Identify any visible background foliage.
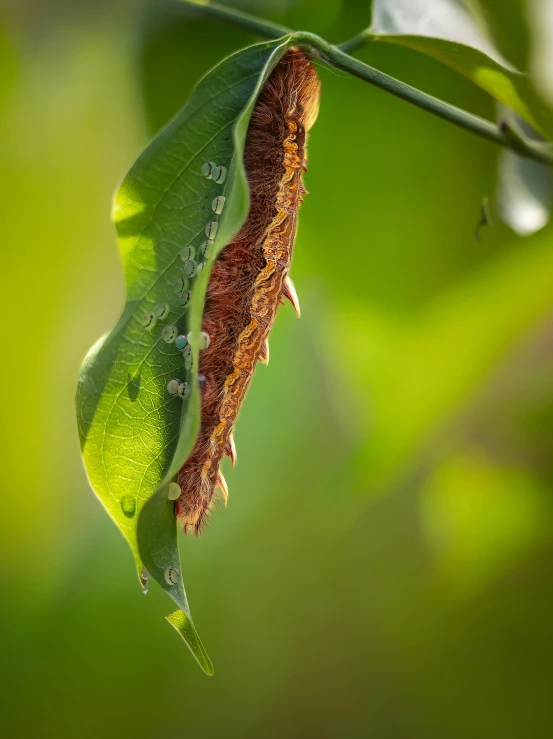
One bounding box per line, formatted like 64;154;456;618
2;0;553;736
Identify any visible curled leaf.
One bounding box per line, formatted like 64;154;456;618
76;35;306;672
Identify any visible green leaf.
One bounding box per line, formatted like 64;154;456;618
138;482;215;675
371;0;511;66
76;35;301;673
496;110;552;236
367;0;553;139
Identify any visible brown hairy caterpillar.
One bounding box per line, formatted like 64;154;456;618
175;48;321;533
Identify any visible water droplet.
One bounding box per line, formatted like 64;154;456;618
201;161;216;178
183;260;197;277
162;324;178;343
168;482;181;500
200;240;214;258
174;277;187;293
175;334;188;351
212;165;227;184
212;196;225;214
141;566;150;593
180;245;196;261
120;495;136;518
205;222;218;239
141;312;156;331
189;330;210;349
177;382;190;399
178;290;191;307
154;303;170;320
167;378;180;396
164;565;180;585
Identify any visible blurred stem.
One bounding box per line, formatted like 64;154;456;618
337;32;371;54
176;0;291;39
176;2;553;166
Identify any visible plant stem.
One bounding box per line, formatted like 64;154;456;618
176;0;291;40
175;2;553;166
296;33;553;165
337;32;370;54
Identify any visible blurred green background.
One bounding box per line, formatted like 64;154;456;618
2;0;553;736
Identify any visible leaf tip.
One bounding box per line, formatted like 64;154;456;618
166;609;214;676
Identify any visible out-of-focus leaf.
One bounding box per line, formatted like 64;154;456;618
75;36;301;672
528;0;553;108
320;224;553;529
497;110;552;235
0;24;17;115
367;0;553;139
420;451;550;600
371;0;511;66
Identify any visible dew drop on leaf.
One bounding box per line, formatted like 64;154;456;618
154;303;170;320
168;482;181;500
162;325;178;343
212;196;225;214
178;290;191;307
212;165;227;184
205;222;218;239
167;378;180;396
164;566;180;585
183;260;197;277
175;334;188;351
141;312;156;331
174;277;187;293
180;245;196;261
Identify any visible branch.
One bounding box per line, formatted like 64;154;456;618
176;0;291;40
175;3;553;166
296;33;553;166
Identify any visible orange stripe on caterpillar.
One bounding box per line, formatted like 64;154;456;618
176;48;320;534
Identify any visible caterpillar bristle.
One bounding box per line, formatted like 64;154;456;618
225;434;237;468
176;48;320;532
216;471;229;507
258;338;270;365
282;275;301;317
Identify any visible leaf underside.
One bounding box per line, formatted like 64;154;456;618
368;0;553;140
496;110;552;236
76;34;303;674
367;0;552;235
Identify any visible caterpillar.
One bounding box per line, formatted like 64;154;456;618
175;48;321;534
